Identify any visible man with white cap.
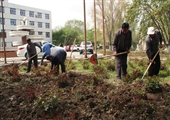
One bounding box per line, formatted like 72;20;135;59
145;27;162;76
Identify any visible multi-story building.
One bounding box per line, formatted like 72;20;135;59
0;0;52;47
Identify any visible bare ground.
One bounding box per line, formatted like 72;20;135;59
0;64;170;120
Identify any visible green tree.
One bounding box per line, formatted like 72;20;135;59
86;28;94;43
91;0;133;49
52;19;85;46
126;0;170;51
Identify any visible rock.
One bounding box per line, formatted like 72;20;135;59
146;93;160;100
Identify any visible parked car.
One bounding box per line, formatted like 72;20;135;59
64;45;71;51
79;41;93;54
17;41;64;59
76;44;80;51
70;44;78;51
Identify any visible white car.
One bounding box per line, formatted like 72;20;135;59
17;41;64;59
79;41;93;54
70;44;79;51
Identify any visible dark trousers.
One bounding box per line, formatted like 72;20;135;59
148;53;160;76
40;54;47;65
55;62;66;75
115;54;128;79
27;55;38;72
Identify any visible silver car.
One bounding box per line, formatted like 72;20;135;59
79;41;93;54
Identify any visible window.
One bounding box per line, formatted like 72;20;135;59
37;12;42;18
29;31;35;35
46;32;50;38
45;14;49;19
0;6;4;13
10;19;16;26
38;31;43;35
45;23;50;28
20;9;25;16
10;8;16;15
29;21;34;26
29;11;34;17
0;18;5;24
38;22;42;28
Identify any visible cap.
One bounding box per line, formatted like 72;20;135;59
147;27;155;35
26;38;31;42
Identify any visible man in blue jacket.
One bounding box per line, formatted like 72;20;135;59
46;48;67;75
40;42;53;65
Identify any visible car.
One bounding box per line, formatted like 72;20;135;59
64;45;71;51
70;44;80;51
79;41;93;54
16;41;64;59
76;44;80;51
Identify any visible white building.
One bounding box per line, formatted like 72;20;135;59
0;0;52;47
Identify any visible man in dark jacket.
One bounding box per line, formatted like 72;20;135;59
145;27;162;76
112;22;132;80
46;48;67;75
26;38;42;73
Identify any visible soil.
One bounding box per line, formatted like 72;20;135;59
0;64;170;120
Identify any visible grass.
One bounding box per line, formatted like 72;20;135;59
17;50;170;85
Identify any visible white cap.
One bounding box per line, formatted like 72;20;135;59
147;27;155;35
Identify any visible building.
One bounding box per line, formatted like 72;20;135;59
0;0;52;47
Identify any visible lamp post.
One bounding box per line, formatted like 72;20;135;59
83;0;87;58
102;0;106;55
1;0;6;64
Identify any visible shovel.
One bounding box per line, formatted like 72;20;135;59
141;49;160;80
17;52;41;67
90;51;128;64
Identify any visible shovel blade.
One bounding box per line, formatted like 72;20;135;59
90;54;98;64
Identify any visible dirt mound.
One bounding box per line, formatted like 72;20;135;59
0;68;170;120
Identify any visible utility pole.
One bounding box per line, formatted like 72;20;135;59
94;0;97;54
1;0;6;64
102;0;106;55
83;0;87;58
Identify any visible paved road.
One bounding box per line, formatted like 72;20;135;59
0;51;103;66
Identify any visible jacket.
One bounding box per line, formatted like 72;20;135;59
42;43;53;55
145;34;160;59
50;48;67;69
112;28;132;53
27;42;42;57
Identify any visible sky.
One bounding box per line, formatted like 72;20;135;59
8;0;94;29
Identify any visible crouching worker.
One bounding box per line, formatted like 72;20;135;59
46;48;67;75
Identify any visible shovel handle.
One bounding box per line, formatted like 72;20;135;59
141;49;160;80
113;51;128;56
18;52;41;66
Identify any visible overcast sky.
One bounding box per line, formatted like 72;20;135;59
8;0;93;29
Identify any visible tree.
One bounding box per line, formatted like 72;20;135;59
91;0;132;49
86;28;94;43
126;0;170;51
52;19;85;45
